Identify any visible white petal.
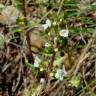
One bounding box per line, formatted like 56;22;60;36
33;54;41;68
55;69;67;80
42;19;51;30
45;43;50;47
42;24;49;30
59;29;69;37
46;19;51;27
40;78;46;84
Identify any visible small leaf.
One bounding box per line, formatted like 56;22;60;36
69;76;81;88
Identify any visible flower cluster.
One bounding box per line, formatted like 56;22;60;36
55;68;67;81
42;19;51;30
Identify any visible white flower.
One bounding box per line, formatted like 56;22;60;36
46;19;51;27
59;29;69;37
42;24;48;30
60;18;63;22
33;54;41;68
55;69;67;81
40;68;44;72
40;78;46;84
45;43;50;47
42;19;51;30
50;73;54;77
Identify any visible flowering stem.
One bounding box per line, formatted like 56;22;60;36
22;0;34;64
22;0;27;25
47;52;56;90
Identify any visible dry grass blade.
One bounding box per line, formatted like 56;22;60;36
69;31;96;77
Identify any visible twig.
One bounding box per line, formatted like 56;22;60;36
22;0;27;25
48;80;60;92
95;59;96;79
57;0;64;15
79;31;86;44
75;80;96;96
66;43;73;67
49;52;56;72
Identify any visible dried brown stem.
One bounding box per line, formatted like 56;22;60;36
22;0;27;25
48;52;56;72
